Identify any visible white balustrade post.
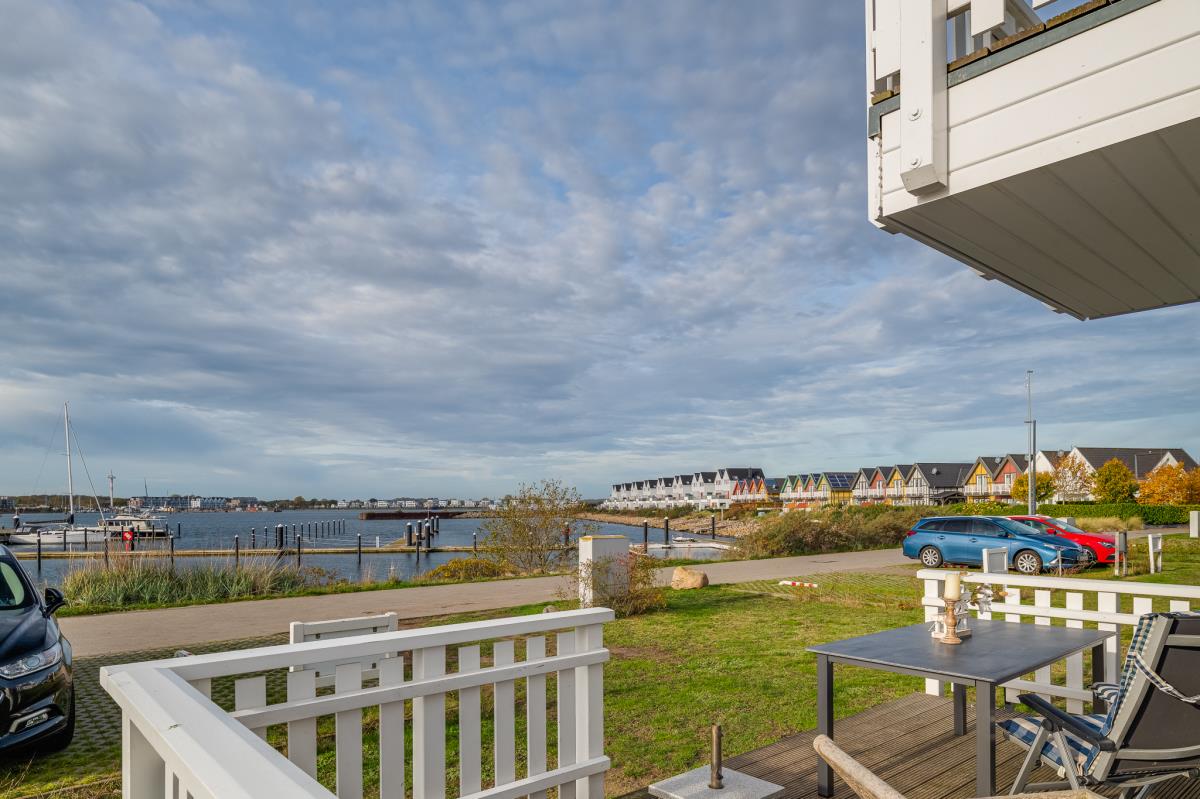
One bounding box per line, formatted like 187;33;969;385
575;624;605;799
123;715;166;799
413;646;446;799
923;578;944;695
1190;510;1199;538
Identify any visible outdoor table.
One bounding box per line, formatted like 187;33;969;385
807;618;1113;798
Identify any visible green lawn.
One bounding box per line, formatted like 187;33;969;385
0;577;927;799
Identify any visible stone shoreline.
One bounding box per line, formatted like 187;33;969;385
576;512;760;538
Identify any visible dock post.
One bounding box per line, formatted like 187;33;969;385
83;527;88;551
234;535;240;568
643;521;649;553
357;534;362;567
177;522;182;539
169;535;175;571
297;535;302;567
36;532;42;574
251;528;256;549
473;531;478;554
103;537;109;568
292;524;297;544
663;517;670;546
63;525;68;551
425;523;433;551
711;515;716;539
563;523;570;547
406;523;413;547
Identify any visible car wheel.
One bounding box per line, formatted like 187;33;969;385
919;546;943;568
39;690;75;754
1014;550;1043;575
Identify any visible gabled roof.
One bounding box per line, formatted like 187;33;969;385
973;455;1008;480
910;463;974;489
1000;454;1029;473
870;466;890;482
853;468;875;486
694;471;717;481
765;477;786;491
819;472;857;490
888;465;914;481
1073;447;1197;479
676;474;694;485
722;467;765;480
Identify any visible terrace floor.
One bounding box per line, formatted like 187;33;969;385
624;692;1200;799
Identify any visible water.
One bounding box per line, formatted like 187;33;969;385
9;510;732;586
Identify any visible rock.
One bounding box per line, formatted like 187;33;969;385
670;566;709;590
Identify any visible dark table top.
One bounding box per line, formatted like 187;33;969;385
807;618;1113;684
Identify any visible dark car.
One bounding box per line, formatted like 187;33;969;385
902;515;1089;574
0;545;73;755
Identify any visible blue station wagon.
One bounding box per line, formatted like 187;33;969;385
902;516;1090;575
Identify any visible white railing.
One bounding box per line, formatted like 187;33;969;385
102;608;614;799
919;569;1200;711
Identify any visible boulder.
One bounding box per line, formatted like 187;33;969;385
670;566;709;590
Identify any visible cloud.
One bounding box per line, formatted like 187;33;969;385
0;0;1196;499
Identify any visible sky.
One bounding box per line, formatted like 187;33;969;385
1;0;1197;501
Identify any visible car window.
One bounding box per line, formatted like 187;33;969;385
1052;519;1086;534
1018;518;1047;531
918;520;944;531
969;518;999;535
0;562;29;608
940;518;970;533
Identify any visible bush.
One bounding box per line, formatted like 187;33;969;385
568;553;665;618
418;557;508;583
737;506;922;559
62;554;317;610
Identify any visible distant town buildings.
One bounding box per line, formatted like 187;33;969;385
604;446;1197;510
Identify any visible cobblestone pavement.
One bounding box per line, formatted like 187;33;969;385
1;634;288;799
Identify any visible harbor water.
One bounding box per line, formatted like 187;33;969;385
10;510;733;586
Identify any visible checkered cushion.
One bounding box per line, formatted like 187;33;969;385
1092;681;1120;706
998;713;1108;771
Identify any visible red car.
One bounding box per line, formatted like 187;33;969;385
1008;515;1117;564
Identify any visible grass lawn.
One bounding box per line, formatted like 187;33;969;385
0;574;927;799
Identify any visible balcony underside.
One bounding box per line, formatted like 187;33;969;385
871;0;1200;320
887;117;1200;320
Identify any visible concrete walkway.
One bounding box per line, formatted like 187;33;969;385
59;548;909;657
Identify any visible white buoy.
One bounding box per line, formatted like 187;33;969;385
778;580;819;588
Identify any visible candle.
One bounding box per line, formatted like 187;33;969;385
944;572;962;601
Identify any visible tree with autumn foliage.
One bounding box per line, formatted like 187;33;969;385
1094;458;1139;504
1052;455;1094;502
1139;463;1200;505
1011;471;1056;504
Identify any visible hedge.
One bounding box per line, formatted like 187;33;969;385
934;502;1200;525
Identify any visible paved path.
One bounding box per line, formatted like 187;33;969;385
60;548;909;657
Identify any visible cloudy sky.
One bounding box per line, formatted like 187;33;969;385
1;0;1197;500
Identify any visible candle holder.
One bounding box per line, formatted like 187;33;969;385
939;596;963;644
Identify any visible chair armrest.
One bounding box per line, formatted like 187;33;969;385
1018;694;1117;752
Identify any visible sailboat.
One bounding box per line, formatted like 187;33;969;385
6;404;144;545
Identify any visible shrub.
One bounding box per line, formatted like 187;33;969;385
481;480;595;574
737;506;921;559
568;553;665;618
1073;516;1133;533
418;557;508;583
1094;459;1139;503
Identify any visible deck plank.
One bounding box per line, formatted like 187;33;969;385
625;693;1200;799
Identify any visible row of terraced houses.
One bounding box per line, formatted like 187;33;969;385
603;447;1196;510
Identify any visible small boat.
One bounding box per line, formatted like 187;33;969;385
672;535;697;543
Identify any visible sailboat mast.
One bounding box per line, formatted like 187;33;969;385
108;471;116;511
65;402;75;518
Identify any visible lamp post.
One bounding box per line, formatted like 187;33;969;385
1025;370;1037;515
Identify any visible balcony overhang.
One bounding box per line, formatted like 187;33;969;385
867;0;1200;319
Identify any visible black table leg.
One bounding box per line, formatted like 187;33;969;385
975;680;996;797
817;654;833;798
953;683;967;736
1092;642;1107;714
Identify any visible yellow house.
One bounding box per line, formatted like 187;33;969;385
885;465;913;504
963;457;998;503
816;472;856;505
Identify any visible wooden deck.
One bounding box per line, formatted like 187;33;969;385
624;693;1200;799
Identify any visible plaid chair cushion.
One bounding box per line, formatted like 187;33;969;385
998;713;1108;771
1091;681;1120;705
